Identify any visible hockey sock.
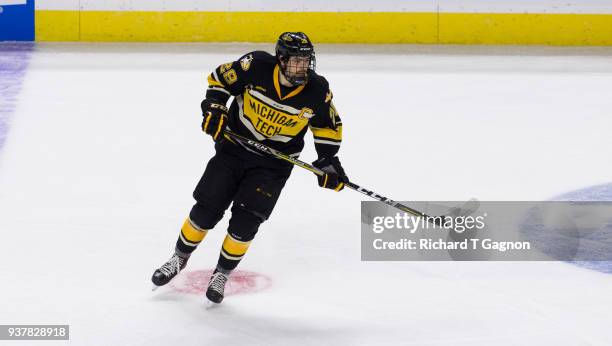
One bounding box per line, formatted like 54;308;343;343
175;217;208;257
216;233;252;271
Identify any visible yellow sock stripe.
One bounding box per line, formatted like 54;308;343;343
222;234;251;257
220;249;244;261
322;174;329;188
220;249;245;260
179;232;199;247
181;218;208;243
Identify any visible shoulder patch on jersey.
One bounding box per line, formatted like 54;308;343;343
240;54;253;71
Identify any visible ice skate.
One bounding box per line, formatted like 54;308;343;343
205;269;229;304
151;253;188;290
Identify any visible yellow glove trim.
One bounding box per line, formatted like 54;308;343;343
334;182;344;192
213;116;225;140
203;111;212;132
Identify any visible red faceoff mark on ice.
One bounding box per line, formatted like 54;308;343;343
170;270;272;296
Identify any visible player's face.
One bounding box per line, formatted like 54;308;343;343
284;56;310;82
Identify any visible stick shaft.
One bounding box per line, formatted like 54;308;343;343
223;129;441;221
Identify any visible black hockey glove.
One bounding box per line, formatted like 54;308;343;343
312;156;348;192
201;99;228;142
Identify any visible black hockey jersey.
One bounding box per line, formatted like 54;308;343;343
205;51;342;167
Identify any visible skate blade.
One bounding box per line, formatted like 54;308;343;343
205;299;220;310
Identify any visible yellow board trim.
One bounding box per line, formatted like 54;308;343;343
35;11;437;43
439;13;612;46
35;10;612;46
181;218;208;243
36;10;80;41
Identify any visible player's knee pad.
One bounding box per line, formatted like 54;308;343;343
189;202;224;230
227;206;265;242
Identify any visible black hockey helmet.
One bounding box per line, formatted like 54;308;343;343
275;32;316;85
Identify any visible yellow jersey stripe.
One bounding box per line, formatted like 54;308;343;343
272;64;306;101
207;73;225;88
310;125;342;141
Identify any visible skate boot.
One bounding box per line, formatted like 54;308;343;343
205;269;230;304
151;253;188;289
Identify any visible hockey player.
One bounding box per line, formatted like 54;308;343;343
152;32;347;304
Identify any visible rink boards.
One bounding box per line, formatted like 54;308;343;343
28;0;612;45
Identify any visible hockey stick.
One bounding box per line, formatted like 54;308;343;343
223;129;471;226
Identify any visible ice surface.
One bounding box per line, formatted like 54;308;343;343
0;43;611;345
